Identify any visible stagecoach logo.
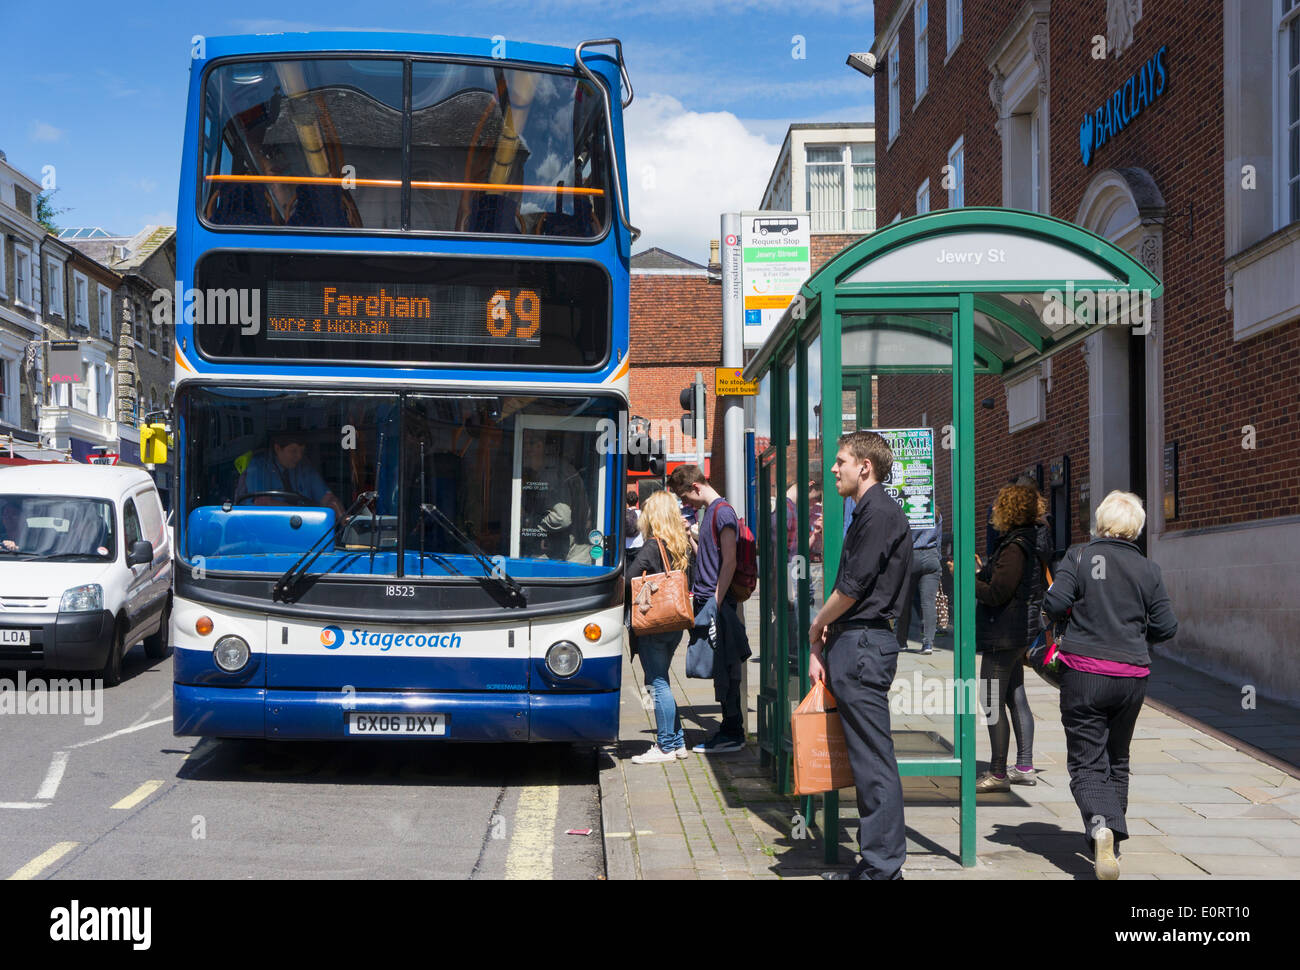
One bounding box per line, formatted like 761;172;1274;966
317;625;462;652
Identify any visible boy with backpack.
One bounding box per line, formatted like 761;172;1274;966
668;465;755;752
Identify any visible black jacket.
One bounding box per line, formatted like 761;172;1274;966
975;527;1045;652
626;537;695;592
1043;538;1178;665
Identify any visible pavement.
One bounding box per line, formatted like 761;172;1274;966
598;596;1300;880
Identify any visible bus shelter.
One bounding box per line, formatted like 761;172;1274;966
741;208;1162;867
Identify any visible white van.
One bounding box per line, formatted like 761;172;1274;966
0;465;172;686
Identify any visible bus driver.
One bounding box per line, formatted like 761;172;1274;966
235;432;347;519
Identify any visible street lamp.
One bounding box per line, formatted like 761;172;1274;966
846;52;877;77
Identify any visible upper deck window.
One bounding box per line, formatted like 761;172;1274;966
201;57;611;238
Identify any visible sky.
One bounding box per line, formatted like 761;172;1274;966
4;0;875;266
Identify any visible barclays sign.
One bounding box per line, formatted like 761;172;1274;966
1080;45;1167;166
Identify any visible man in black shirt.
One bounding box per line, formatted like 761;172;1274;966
809;430;912;880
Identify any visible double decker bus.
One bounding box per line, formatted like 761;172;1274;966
169;33;637;742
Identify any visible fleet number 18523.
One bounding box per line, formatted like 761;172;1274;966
386;585;415;597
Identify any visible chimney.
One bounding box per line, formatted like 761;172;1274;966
708;238;721;274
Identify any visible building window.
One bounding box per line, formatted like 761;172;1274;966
807;144;877;233
73;272;89;330
47;259;64;317
96;363;111;418
851;144;877;231
888;38;901;141
947;137;965;207
1282;0;1300;224
13;245;33;306
915;1;929;103
134;299;144;345
135;381;144;426
0;357;14;425
916;179;931;214
807;147;846;231
947;0;963;55
148;318;158;354
97;286;112;340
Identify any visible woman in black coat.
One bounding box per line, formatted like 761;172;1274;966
1044;490;1177;880
974;483;1047;793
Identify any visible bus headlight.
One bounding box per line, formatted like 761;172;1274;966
545;640;583;678
214;635;250;672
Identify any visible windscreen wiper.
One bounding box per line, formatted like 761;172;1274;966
420;502;525;604
273;491;376;602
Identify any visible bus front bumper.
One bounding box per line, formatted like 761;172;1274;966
173;683;619;743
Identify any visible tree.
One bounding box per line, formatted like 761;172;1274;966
36;189;69;234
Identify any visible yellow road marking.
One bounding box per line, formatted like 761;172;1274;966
7;841;78;880
111;780;164;810
504;780;560;880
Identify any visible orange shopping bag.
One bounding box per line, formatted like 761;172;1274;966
791;681;855;795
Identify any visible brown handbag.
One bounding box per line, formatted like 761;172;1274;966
630;538;695;635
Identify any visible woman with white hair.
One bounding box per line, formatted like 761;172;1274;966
1043;490;1178;880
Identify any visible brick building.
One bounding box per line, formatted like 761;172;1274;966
628;247;726;492
867;0;1300;697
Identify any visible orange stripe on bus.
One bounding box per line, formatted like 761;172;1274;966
204;174;604;196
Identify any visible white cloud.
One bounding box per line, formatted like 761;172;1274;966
626;93;779;264
29;121;65;143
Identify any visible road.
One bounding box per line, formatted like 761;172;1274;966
1;645;605;880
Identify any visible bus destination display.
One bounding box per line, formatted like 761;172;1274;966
266;281;543;347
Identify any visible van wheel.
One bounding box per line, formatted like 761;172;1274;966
100;621;126;688
144;597;172;660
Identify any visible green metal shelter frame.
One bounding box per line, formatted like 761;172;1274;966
741;208;1162;867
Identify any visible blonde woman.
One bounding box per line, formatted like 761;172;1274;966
627;489;696;764
1043;490;1177;880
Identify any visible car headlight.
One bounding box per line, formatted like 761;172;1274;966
59;584;103;613
545;640;583;678
213;635;251;673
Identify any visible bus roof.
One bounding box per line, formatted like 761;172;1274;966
197;32;600;71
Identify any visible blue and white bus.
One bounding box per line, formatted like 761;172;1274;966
169;33;637;742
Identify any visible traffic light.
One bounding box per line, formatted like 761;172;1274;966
679;378;706;438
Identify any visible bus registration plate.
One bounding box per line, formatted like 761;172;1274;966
347;713;446;737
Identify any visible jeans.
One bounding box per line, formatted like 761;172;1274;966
980;647;1035;775
638;630;685;751
694;595;744;738
896;547;941;650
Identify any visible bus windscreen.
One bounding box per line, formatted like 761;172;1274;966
193;252;609;368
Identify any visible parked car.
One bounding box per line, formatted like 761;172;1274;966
0;465;172;686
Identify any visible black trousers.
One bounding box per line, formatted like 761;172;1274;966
1059;665;1148;844
826;626;906;879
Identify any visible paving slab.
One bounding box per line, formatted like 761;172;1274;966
602;590;1300;879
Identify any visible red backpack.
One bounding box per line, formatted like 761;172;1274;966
710;501;758;602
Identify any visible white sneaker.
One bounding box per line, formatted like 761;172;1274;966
631;744;677;764
1093;827;1120;880
674;746;690;760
